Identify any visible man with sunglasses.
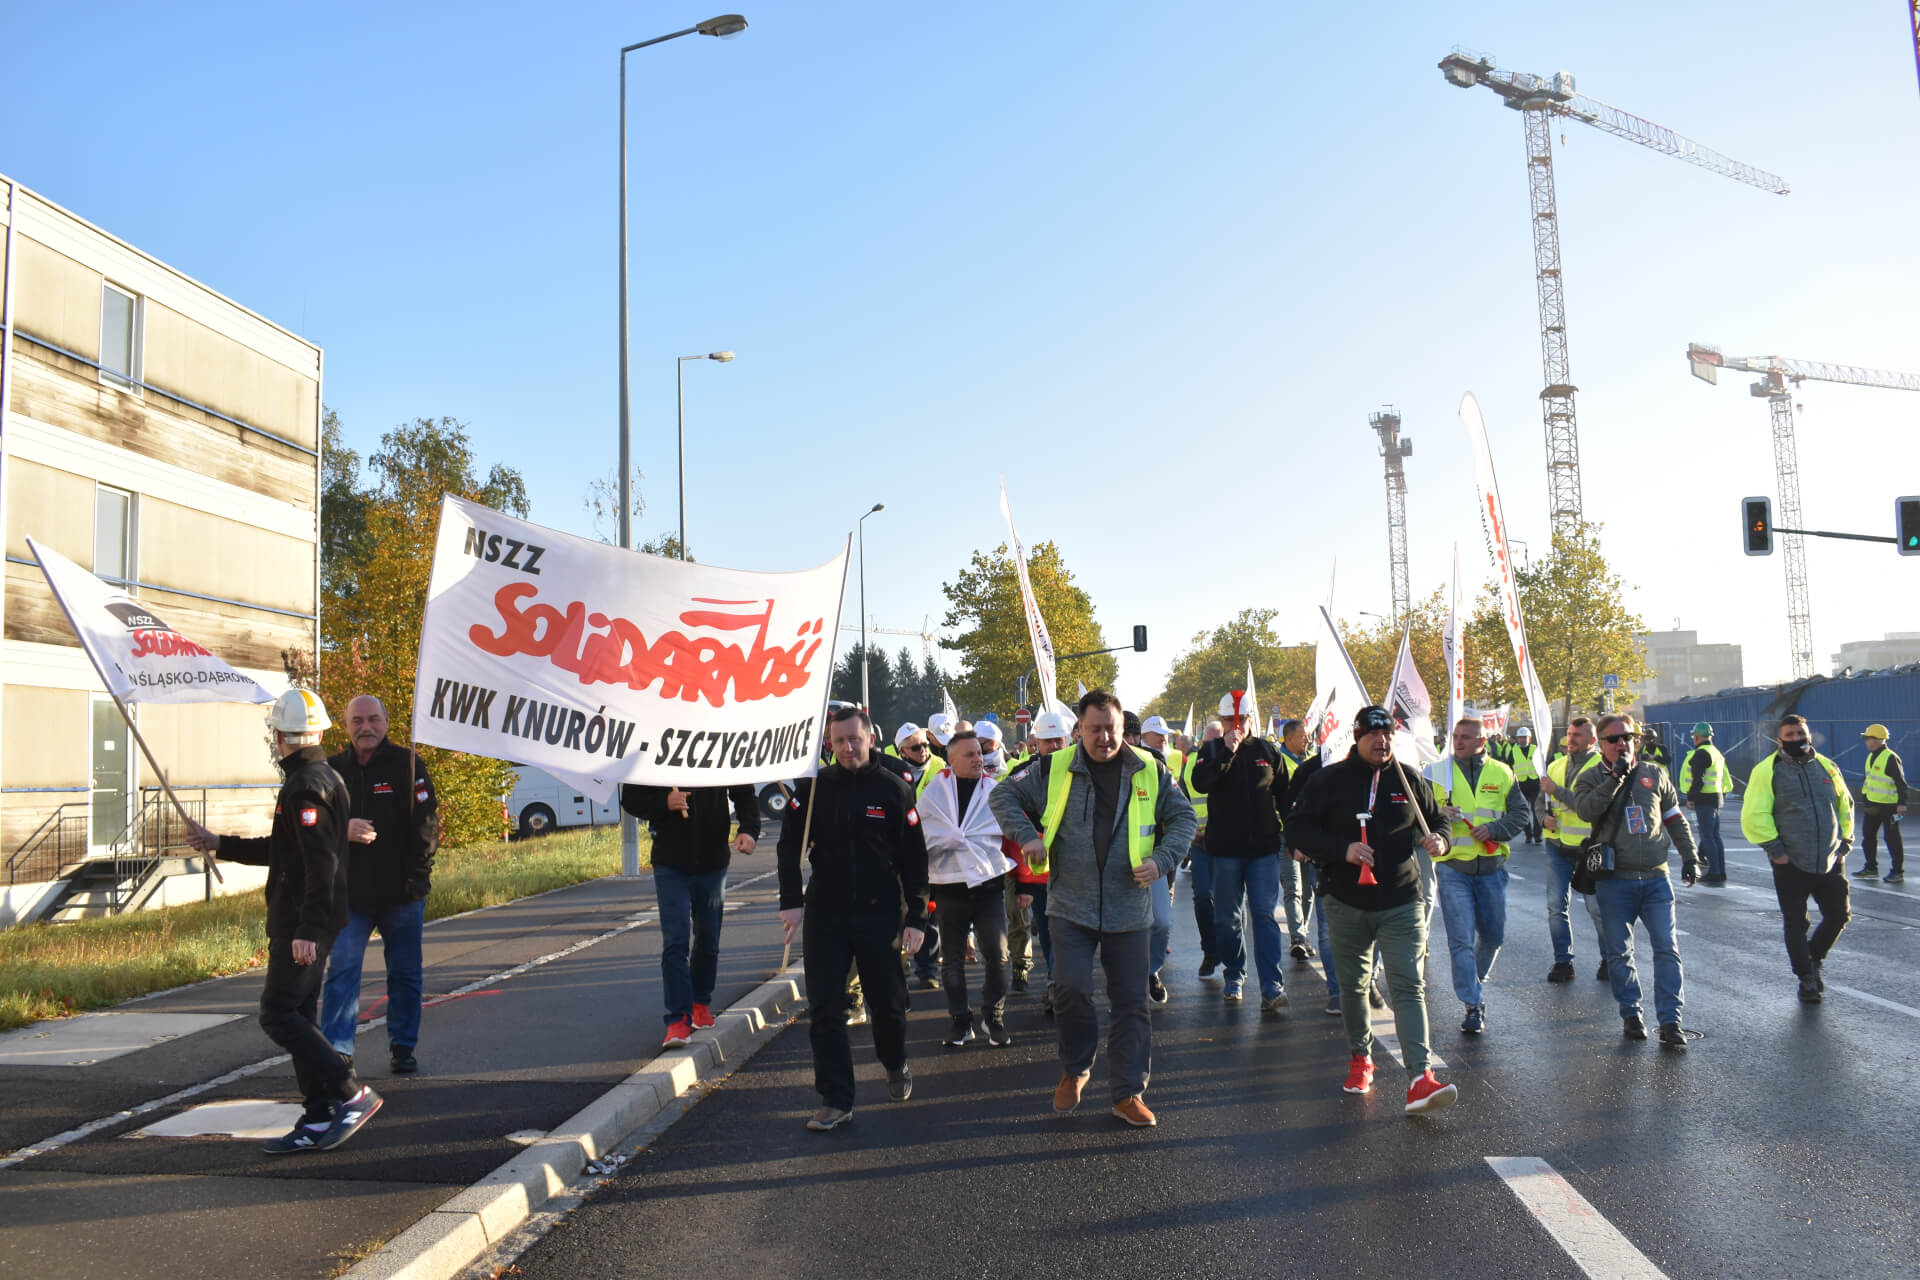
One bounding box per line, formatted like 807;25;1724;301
1573;714;1699;1050
1741;714;1854;1003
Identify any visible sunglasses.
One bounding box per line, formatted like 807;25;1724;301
1599;733;1634;744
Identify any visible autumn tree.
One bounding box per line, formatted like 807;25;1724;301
1145;608;1314;727
1463;521;1652;735
940;542;1115;717
320;415;528;847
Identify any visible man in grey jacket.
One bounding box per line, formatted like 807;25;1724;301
990;690;1196;1128
1573;713;1700;1051
1740;714;1854;1002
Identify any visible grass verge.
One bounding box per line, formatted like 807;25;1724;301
0;825;641;1031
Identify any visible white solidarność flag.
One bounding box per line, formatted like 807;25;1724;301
28;537;274;705
1313;606;1372;766
941;686;959;724
1244;661;1262;738
412;496;849;796
1442;542;1466;735
1184;703;1195;738
1387;626;1443;768
1461;393;1554;774
999;477;1066;716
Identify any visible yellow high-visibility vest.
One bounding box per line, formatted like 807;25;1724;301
1678;744;1731;796
1034;745;1160;874
1863;748;1902;805
1430;756;1515;862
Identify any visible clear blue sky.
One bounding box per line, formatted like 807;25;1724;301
8;1;1917;710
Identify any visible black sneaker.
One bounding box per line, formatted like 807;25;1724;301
1700;874;1727;885
1658;1022;1688;1051
942;1018;975;1048
1886;871;1906;884
1041;985;1055;1017
1290;942;1314;961
1010;973;1030;993
1814;960;1826;992
1623;1014;1649;1040
1198;954;1219;978
1461;1004;1485;1034
887;1065;913;1102
1595;959;1610;981
1798;973;1822;1003
390;1048;418;1075
313;1086;382;1151
262;1121;329;1154
1147;973;1170;1005
915;975;940;990
1546;962;1575;983
983;1017;1010;1047
1852;866;1879;878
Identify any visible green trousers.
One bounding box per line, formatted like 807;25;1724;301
1322;894;1433;1075
1005;876;1033;977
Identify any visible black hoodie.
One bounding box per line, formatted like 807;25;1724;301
1285;747;1444;911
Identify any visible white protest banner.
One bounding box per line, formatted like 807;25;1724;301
27;537;274;706
1461;392;1554;772
941;685;959;724
999;477;1066;716
1244;661;1262;738
1387;626;1443;767
412;496;848;794
1442;542;1466;734
1183;703;1195;738
1313;606;1372;765
1465;702;1511;737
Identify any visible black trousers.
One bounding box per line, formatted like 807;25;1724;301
803;908;910;1110
1861;804;1905;871
1769;862;1851;977
258;933;358;1118
1520;780;1543;842
933;877;1009;1025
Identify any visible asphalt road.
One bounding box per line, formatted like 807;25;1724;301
506;833;1920;1280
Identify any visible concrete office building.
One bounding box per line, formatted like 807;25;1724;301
1831;632;1920;675
1636;629;1745;705
1;174;320;922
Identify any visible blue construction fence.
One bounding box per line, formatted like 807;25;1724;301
1644;664;1920;799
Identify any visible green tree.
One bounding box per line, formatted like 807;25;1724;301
321;416;528;848
939;542;1115;717
1463;522;1652;737
1145;608;1314;727
320;410;371;601
584;469;689;561
831;643;899;727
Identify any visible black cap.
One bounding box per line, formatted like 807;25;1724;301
1123;710;1143;735
1354;705;1394;734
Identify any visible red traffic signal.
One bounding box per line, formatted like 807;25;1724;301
1742;496;1773;556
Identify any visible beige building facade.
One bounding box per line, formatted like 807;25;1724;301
1;174;320;920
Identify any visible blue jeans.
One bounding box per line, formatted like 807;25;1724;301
1150;872;1173;976
1595;875;1684;1026
1435;863;1508;1007
1211;852;1285;997
1188;846;1217;959
1546;844;1606;966
320;898;426;1055
1312;862;1338;998
654;866;727;1025
1695;800;1726;878
1022;882;1053;976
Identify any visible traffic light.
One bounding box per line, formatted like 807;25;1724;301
1742;496;1773;556
1899;496;1920;557
1132;624;1148;652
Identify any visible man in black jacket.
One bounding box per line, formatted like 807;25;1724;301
1287;706;1458;1115
319;696;438;1076
778;706;929;1131
622;778;759;1049
1191;690;1292;1010
186;689;381;1152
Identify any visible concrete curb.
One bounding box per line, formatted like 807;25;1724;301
344;967;805;1280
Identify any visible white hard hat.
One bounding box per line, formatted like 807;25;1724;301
893;721;922;746
1513;725;1533;740
268;688;331;733
976;720;1003;744
1141;715;1173;737
1031;709;1073;739
1218;691;1254;719
927;712;951;733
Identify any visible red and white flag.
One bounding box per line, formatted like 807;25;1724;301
1387;626;1443;767
1312;606;1372;765
998;477;1067;717
1442;542;1466;735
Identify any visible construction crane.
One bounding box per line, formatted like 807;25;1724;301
1370;407;1413;626
837;617;940;666
1687;344;1920;679
1439;48;1789;540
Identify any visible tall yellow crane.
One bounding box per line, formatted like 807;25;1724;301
1687;345;1920;678
1439;49;1789;539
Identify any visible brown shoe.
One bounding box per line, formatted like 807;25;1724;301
1052;1073;1088;1114
1112;1095;1157;1127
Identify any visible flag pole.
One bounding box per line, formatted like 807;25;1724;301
110;692;223;883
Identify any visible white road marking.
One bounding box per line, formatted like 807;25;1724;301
1486;1155;1669;1279
1672;929;1920;1021
0;1012;241;1068
133;1098;303;1140
0;869;779;1171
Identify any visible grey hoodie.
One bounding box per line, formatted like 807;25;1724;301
1573;756;1698;880
988;745;1195;932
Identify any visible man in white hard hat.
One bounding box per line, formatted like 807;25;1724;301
186;689;381;1153
926;713;954;761
892;723;936;783
976;719;1010;779
1191;690;1292;1011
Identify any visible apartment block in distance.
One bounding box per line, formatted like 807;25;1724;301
1635;628;1745;706
1;173;319;923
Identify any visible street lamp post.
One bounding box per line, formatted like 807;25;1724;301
617;13;746;878
677;350;735;558
857;503;884;710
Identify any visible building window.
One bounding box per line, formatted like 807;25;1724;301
94;485;135;585
100;282;143;391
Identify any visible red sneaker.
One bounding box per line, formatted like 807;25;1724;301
662;1019;692;1048
690;1003;715;1030
1404;1069;1458;1115
1341;1054;1375;1095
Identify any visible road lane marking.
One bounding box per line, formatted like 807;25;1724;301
0;874;775;1171
1485;1156;1669;1279
1671;929;1920;1021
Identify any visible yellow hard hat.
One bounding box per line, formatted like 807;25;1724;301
1862;723;1890;740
